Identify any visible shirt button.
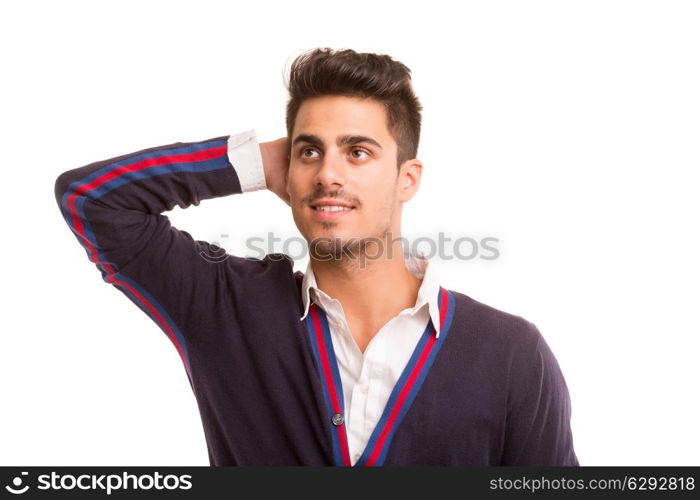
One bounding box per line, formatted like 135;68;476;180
354;453;360;462
331;413;344;426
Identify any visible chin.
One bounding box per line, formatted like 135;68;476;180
305;230;358;257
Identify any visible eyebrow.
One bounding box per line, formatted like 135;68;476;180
292;134;383;150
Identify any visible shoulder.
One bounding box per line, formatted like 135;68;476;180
211;251;298;299
447;289;571;403
446;288;543;355
218;251;295;277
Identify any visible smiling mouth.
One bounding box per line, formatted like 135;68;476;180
312;205;354;212
309;205;356;219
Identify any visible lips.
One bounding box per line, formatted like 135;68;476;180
310;199;356;209
312;205;354;212
309;204;355;220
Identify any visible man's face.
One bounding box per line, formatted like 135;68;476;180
287;95;414;260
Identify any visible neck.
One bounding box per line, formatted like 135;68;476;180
310;235;422;332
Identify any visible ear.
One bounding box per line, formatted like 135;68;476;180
397;159;422;202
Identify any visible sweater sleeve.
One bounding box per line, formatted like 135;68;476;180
501;323;579;466
53;129;267;376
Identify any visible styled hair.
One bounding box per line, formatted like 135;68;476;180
285;47;423;168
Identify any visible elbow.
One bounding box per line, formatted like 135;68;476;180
54;171;73;209
54;166;88;210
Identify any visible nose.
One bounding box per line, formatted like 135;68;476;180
313;149;347;190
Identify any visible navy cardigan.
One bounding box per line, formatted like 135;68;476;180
54;134;579;466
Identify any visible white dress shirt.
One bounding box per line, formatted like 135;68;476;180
227;129;443;465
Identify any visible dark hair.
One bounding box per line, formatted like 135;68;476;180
285;47;422;168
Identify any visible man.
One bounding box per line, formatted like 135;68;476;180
54;47;578;466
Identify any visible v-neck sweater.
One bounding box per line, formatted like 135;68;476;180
54;132;579;466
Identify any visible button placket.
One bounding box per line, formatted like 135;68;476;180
346;345;374;463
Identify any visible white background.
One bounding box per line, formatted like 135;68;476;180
1;0;698;466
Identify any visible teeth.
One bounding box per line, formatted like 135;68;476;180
315;205;352;212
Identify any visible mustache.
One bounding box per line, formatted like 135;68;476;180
307;191;360;207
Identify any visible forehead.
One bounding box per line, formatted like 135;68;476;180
293;95;393;147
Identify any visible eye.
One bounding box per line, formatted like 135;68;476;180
301;147;320;158
350;148;370;159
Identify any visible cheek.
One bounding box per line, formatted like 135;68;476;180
362;186;398;217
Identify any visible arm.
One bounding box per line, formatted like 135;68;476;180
501;323;579;466
53;130;288;376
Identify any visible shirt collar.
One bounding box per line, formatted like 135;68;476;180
299;252;444;338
